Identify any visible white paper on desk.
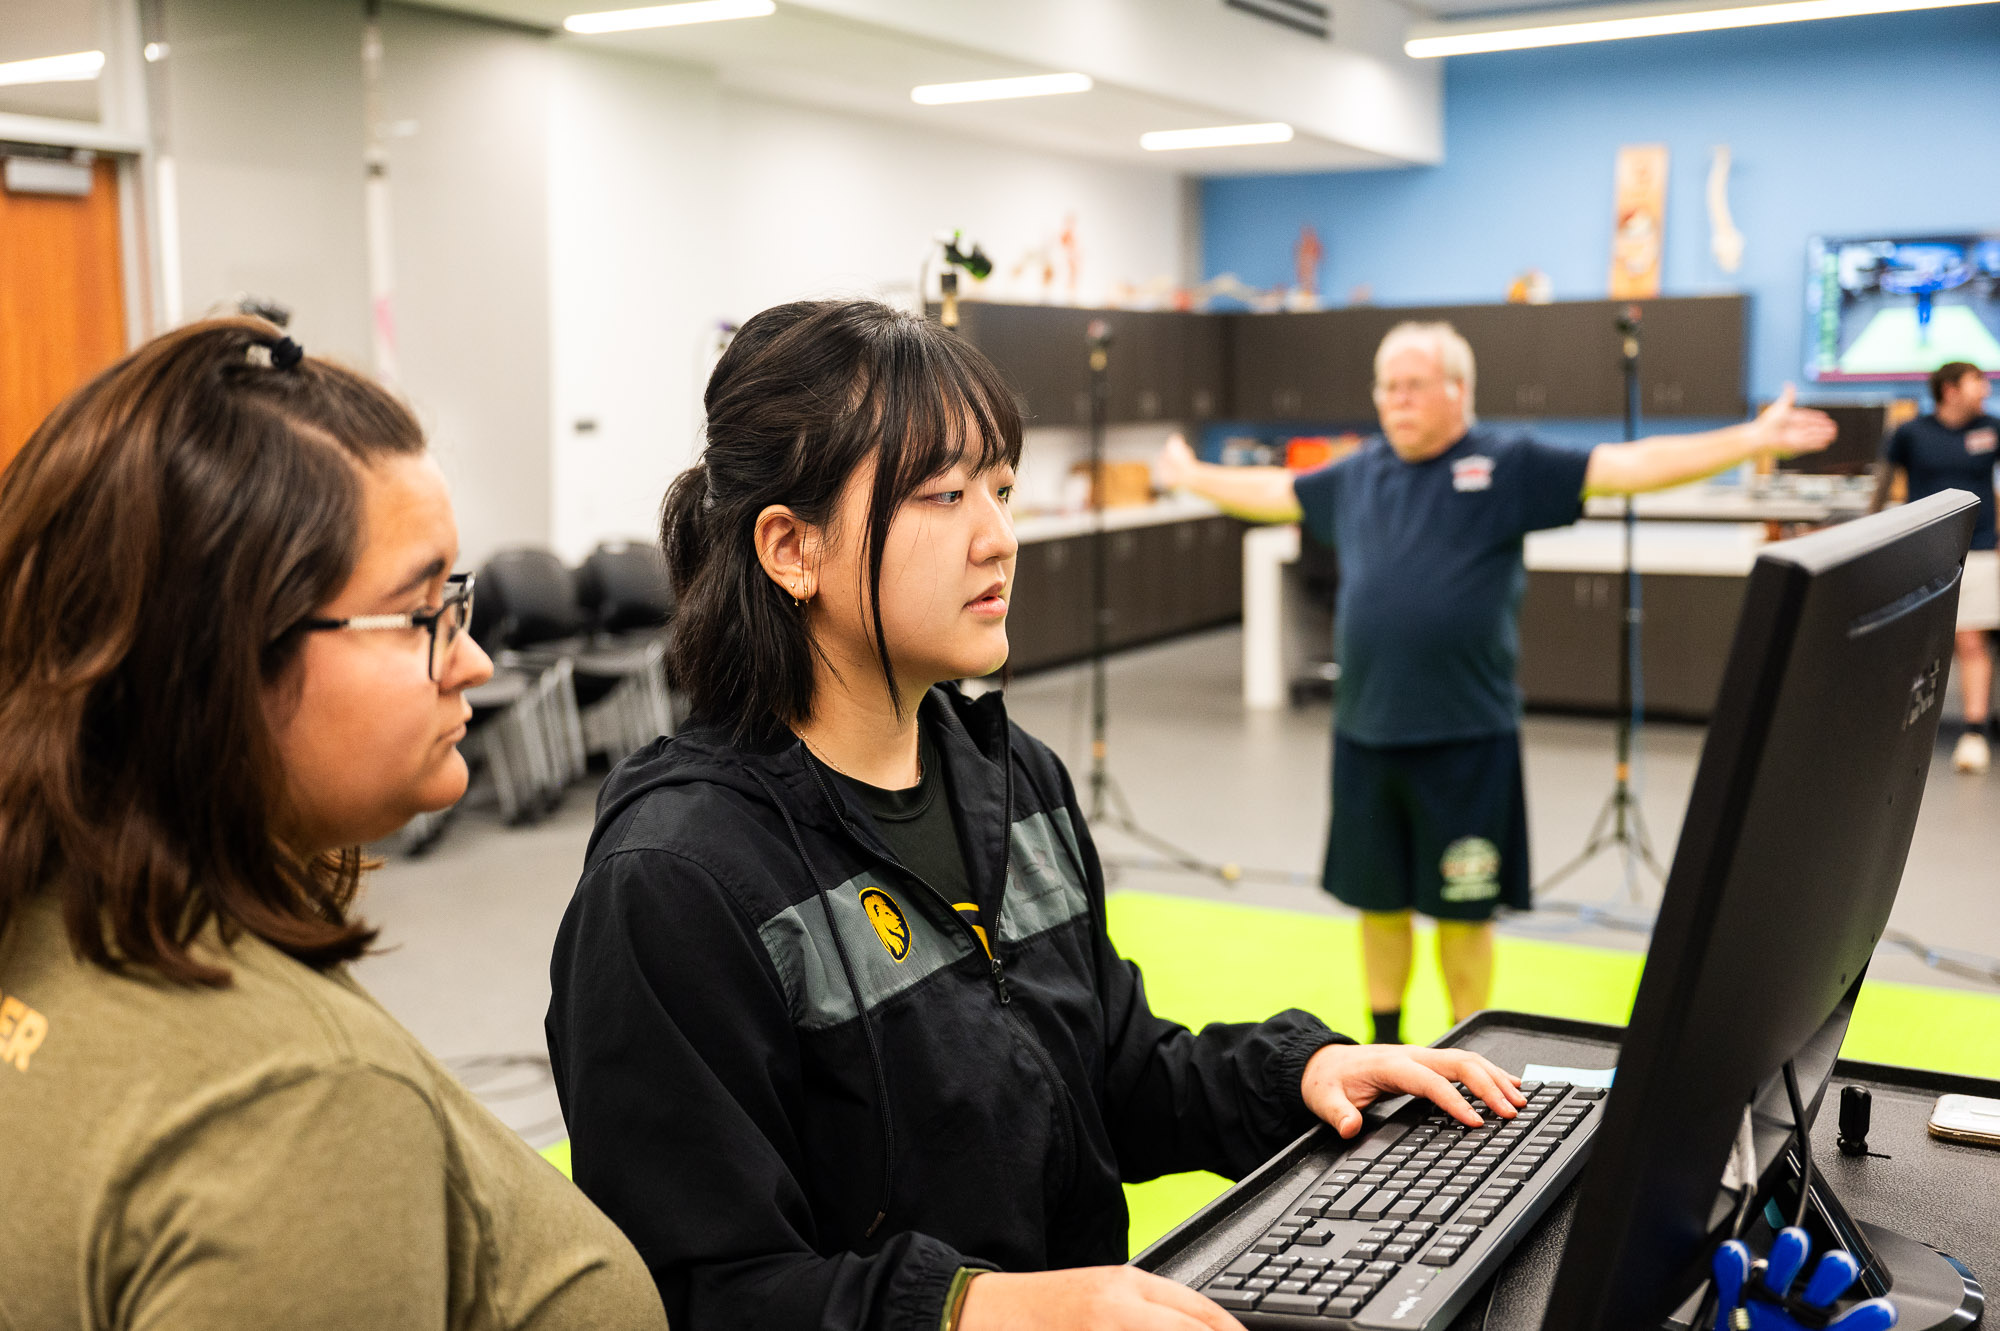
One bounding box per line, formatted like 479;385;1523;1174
1523;1064;1616;1089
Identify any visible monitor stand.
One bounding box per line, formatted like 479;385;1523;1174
1748;1151;1984;1331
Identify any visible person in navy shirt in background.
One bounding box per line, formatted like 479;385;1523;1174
1158;322;1834;1044
1874;360;1999;774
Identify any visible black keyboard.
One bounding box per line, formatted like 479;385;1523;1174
1194;1080;1606;1328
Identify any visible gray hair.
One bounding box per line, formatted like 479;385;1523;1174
1375;321;1477;424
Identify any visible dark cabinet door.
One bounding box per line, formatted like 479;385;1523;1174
1106;525;1183;646
1229;312;1321;420
1196;516;1245;623
959;303;1094;428
1631;296;1747;418
1317;306;1403;421
1178;313;1228;421
1006;535;1091;671
1106;311;1176;424
1519;568;1745;718
1637;573;1746;716
1524;301;1626;418
1162;518;1204;631
1518;570;1621;710
1439;304;1541;420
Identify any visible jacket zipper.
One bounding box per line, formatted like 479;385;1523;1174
802;750;1077;1180
801;756;1011;1003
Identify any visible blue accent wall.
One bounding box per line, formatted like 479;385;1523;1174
1199;7;2000;409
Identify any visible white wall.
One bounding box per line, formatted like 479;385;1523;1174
162;0;372;363
714;91;1190;317
380;4;553;565
547;46;724;560
163;9;1196;561
544;76;1192;554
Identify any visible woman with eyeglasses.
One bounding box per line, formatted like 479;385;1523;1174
0;318;668;1330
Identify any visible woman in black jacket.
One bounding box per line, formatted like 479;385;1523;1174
546;300;1524;1331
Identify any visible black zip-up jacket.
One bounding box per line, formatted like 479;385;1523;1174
546;686;1349;1331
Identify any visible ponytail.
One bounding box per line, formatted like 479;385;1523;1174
659;300;1021;742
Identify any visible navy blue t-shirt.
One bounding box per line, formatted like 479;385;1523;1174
1292;427;1594;747
1885;413;2000;552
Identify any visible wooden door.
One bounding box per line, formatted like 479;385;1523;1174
1;157;127;470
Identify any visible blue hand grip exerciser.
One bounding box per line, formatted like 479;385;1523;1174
1712;1228;1898;1330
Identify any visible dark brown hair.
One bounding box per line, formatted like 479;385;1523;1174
662;300;1022;741
0;317;425;985
1930;361;1983;407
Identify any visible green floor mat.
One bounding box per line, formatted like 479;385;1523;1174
1108;890;2000;1250
537;889;2000;1256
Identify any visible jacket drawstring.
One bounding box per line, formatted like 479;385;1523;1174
747;767;897;1241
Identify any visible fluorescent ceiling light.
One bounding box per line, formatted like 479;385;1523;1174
1141;122;1294;151
910;72;1093;105
565;0;775;34
0;50;105;87
1405;0;1999;56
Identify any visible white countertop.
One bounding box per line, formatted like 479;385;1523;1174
1525;520;1765;575
1013;496;1222;543
1581;486;1871;525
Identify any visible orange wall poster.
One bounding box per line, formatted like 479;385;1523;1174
1609;144;1668;299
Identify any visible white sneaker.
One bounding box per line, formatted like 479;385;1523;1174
1953;730;1990;774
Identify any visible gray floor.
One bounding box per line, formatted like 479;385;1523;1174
353;628;2000;1144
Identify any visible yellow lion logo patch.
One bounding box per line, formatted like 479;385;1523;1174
858;888;911;962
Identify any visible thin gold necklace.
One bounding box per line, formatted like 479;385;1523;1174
796;727;923;788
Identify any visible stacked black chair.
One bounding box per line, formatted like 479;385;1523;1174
576;540;673;636
403;543;679;851
568;541;677;757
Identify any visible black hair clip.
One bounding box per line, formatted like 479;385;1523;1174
270;336;305;370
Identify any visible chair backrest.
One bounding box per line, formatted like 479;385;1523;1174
478;548;589;650
578;541;674;634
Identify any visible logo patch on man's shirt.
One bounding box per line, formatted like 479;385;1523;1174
1966;427;1997;456
1452;455;1495;492
858;887;912;962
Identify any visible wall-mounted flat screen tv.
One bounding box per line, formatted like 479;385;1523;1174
1806;233;2000;384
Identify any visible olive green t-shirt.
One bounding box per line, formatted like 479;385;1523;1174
0;892;668;1331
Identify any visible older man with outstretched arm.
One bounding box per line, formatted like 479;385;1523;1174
1157;321;1835;1045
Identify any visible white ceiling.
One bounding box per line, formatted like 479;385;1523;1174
0;0;101;123
408;0;1410;174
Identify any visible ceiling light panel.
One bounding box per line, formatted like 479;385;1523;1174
0;50;105;87
909;72;1094;105
1405;0;1998;56
1140;122;1295;151
565;0;776;35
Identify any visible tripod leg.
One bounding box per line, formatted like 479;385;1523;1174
1534;785;1623;895
1096;772;1247;884
1626;797;1668;880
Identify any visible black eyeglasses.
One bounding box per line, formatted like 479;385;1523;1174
300;572;476;681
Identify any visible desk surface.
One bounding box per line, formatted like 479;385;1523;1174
1013;496;1220;544
1137;1011;1998;1329
1583;486;1872;526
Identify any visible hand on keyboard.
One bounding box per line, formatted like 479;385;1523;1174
1302;1045;1526;1138
959;1265;1247;1331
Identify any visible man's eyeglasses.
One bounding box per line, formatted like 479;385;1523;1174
300;572;475;681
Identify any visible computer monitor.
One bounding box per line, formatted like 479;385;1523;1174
1776;402;1894;477
1542;490;1981;1331
1806;233;2000;383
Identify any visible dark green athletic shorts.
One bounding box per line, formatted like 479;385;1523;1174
1323;731;1531;922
